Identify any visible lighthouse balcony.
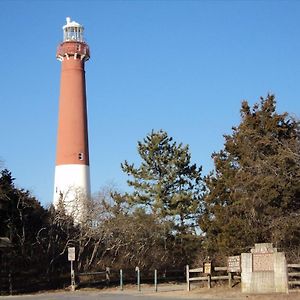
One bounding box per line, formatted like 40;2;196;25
56;41;90;61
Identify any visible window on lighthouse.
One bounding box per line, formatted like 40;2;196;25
78;153;84;160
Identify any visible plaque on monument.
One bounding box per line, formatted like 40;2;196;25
241;243;288;294
227;255;241;273
252;253;274;272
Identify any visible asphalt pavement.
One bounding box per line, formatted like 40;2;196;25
0;283;242;300
0;291;199;300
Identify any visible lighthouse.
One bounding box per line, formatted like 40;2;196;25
53;17;91;220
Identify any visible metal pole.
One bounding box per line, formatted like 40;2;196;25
120;269;123;291
70;260;72;287
138;268;141;292
71;260;75;291
186;265;190;291
136;267;141;292
154;269;158;292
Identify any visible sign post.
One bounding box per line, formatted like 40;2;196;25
227;256;241;288
203;261;212;289
68;247;76;291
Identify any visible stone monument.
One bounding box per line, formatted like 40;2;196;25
241;243;288;293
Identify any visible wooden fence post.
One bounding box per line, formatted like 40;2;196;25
186;265;190;291
207;274;211;289
228;272;232;288
105;267;110;285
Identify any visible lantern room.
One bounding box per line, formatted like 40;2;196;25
57;17;90;61
63;17;84;42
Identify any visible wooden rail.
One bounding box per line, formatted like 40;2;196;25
79;271;107;276
287;264;300;287
186;265;240;291
78;267;111;286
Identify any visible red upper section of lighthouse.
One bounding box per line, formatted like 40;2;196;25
56;17;90;62
55;17;90;166
56;41;90;62
56;57;90;166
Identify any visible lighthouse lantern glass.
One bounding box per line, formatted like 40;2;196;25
63;18;84;42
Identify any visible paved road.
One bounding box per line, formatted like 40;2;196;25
0;284;238;300
0;290;226;300
1;284;298;300
0;291;212;300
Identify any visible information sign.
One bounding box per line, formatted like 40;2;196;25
68;247;75;261
203;262;212;274
227;255;241;273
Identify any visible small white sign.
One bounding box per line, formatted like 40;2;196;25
68;247;75;261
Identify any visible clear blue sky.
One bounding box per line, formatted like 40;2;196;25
1;0;299;207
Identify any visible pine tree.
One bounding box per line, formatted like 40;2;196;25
120;130;203;232
0;168;48;277
200;95;300;257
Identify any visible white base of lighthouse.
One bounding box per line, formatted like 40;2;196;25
53;164;91;221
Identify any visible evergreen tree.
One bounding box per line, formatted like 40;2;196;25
120;130;203;232
0;169;48;275
200;95;300;257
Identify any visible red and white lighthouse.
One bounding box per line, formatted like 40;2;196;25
53;17;91;219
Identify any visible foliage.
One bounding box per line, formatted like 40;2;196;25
200;95;300;257
111;130;204;268
120;129;203;232
0;169;79;292
72;189;175;271
0;169;47;272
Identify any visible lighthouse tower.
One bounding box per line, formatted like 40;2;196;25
53;17;91;220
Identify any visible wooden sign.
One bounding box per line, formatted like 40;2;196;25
203;262;212;274
227;256;241;273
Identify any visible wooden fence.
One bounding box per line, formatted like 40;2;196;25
186;265;241;291
287;264;300;287
187;263;300;291
78;267;111;287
